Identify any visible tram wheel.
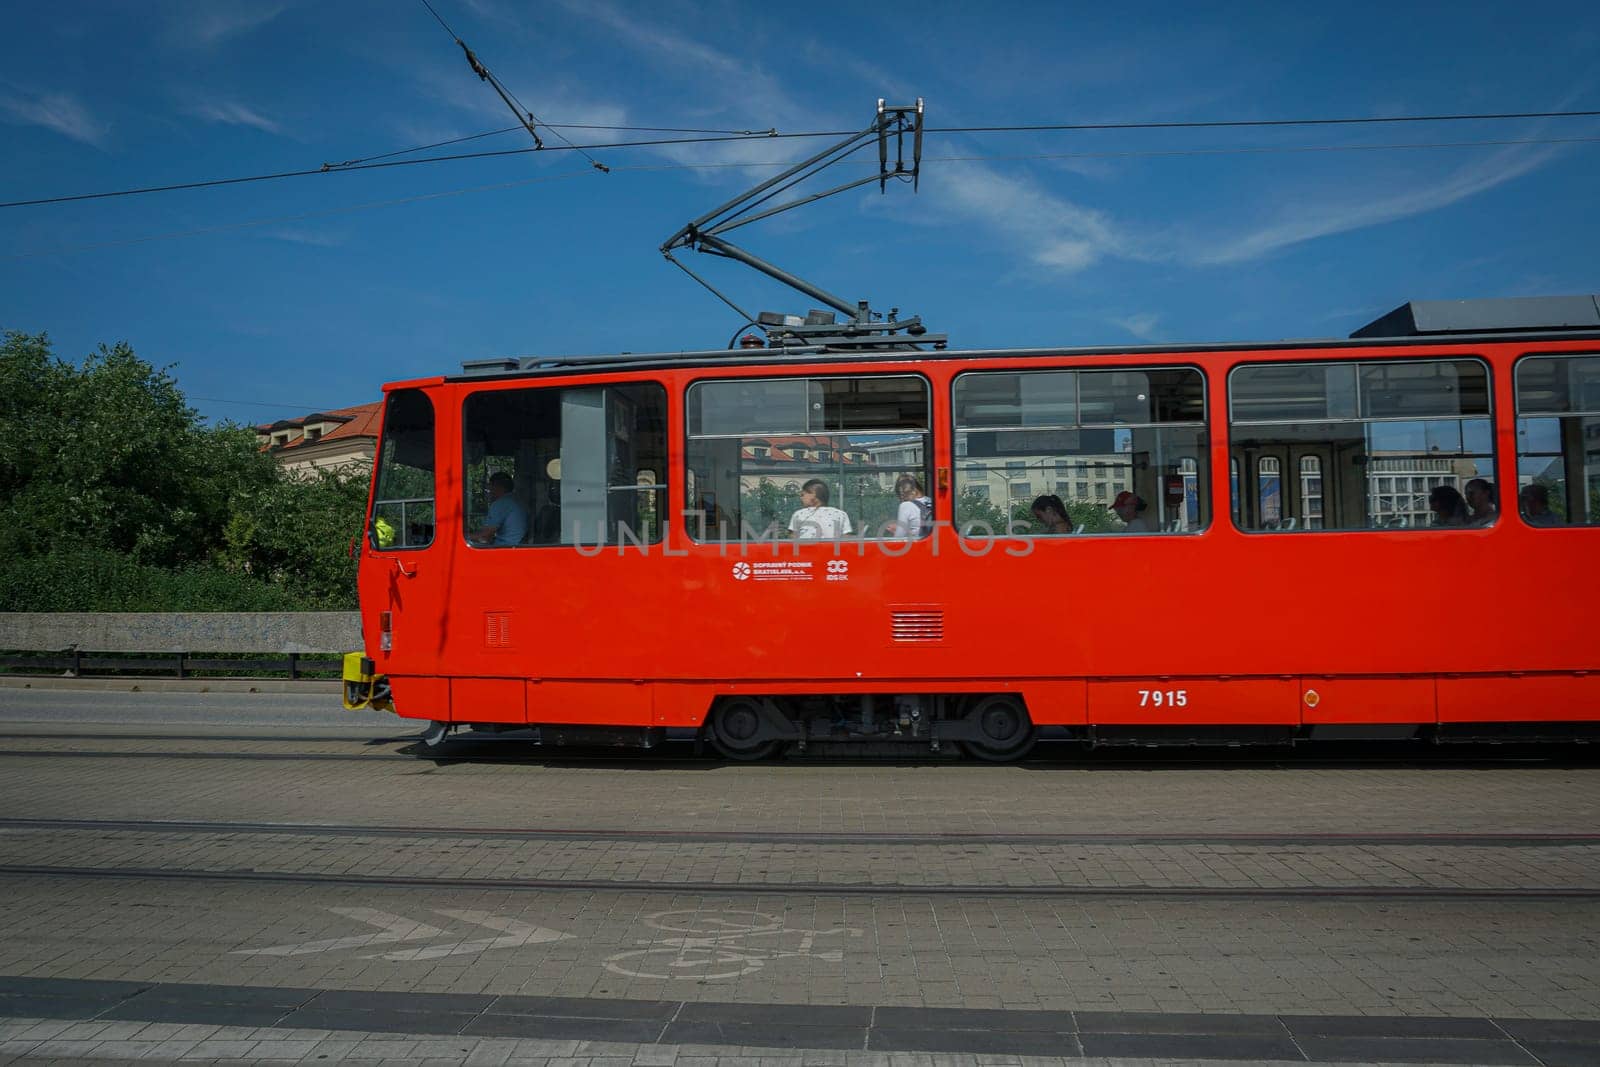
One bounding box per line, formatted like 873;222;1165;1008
707;698;785;761
960;695;1035;762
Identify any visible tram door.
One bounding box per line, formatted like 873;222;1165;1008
1231;444;1336;530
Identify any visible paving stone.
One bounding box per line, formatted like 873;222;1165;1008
662;1022;865;1050
1280;1012;1506;1040
1496;1018;1600;1043
868;1029;1075;1057
675;1004;871;1027
1076;1031;1304;1060
1293;1033;1540;1064
490;997;679;1021
466;1015;667;1044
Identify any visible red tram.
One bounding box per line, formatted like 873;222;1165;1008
345;294;1600;760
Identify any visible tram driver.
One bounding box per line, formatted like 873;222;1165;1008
470;471;529;547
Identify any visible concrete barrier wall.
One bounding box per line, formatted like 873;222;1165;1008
0;613;363;654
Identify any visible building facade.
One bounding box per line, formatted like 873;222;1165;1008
256;402;382;477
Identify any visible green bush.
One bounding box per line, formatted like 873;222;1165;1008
0;549;341;612
1;329;367;612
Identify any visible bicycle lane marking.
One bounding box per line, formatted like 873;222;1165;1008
603;909;863;981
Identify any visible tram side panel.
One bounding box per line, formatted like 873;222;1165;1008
358;346;1600;735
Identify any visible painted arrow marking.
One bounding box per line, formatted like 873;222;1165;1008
232;908;446;957
368;910;574;961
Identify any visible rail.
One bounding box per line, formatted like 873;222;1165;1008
0;612;360;680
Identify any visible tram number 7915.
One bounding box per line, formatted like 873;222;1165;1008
1138;689;1189;708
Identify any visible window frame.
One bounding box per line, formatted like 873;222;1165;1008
1225;354;1497;535
1512;350;1600;529
682;371;935;545
950;362;1211;539
460;378;670;550
369;387;438;552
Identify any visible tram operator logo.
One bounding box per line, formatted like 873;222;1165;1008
731;562;751;580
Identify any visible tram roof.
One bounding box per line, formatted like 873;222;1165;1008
452;325;1600;384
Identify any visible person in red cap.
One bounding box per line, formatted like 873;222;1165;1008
1110;490;1152;533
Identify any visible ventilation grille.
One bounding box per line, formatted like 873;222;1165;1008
484;612;512;648
891;609;944;643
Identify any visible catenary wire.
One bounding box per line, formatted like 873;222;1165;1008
925;109;1600;133
0;132;786;209
418;0;612;172
6;104;1599;211
11;136;1600;259
4;169;596;259
323;121;783;169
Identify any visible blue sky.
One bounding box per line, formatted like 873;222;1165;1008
2;0;1597;425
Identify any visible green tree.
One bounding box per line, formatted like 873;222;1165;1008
219;466;370;604
0;329;366;609
0;330;278;566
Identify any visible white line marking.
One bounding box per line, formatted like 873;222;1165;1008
366;910;574;961
232;908;446;957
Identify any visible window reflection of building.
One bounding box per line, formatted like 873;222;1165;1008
953;368;1210;534
685;376;932;540
1298;455;1323;530
1230;359;1494;531
1515;355;1600;526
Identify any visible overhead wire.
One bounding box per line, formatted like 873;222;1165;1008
4;169;596;259
15;134;1600;259
924;109;1600;133
3;109;1598;211
418;0;613;172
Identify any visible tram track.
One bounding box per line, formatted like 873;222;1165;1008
1;861;1596;900
3;815;1597;848
5;734;1600;770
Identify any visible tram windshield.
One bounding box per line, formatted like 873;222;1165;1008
1229;358;1494;531
685;375;931;540
370;389;435;549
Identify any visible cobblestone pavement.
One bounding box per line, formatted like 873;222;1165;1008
3;729;1600;836
3;871;1599;1019
4;696;1600;1064
4;825;1600;893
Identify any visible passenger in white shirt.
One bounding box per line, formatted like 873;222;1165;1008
1110;491;1153;533
892;474;932;539
788;479;853;539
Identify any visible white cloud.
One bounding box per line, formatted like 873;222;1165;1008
1113;313;1162;340
0;90;107;147
1193;141;1564;265
930;162;1147;273
165;3;286;49
921;136;1572;279
268;227;345;248
188;99;283;135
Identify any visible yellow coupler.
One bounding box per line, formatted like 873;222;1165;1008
342;652;392;711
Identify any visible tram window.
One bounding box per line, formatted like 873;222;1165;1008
462;382;667;547
685;375;931;541
370;389;435;550
1515;354;1600;526
952;367;1209;536
1228;358;1494;532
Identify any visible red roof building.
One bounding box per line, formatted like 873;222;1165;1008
255;402;382;476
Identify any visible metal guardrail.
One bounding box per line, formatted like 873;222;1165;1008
0;651;342;679
0;612;361;680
